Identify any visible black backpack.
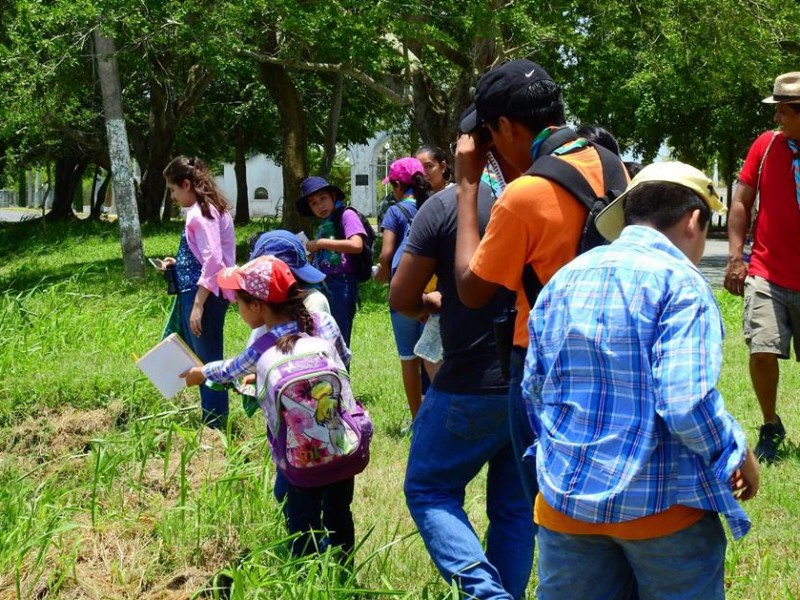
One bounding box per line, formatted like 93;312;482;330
332;206;377;283
521;128;629;305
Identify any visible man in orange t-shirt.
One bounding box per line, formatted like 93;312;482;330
454;59;627;517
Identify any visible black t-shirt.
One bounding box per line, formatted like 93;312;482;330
405;183;513;395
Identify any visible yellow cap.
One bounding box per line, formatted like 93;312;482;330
595;161;725;241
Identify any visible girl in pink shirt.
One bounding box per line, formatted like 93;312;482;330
161;156;235;427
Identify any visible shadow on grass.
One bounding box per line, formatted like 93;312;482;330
777;439;800;463
0;217;391;309
0;256;169;297
0;216;183;255
0;218;186;293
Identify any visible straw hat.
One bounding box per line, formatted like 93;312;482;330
762;72;800;104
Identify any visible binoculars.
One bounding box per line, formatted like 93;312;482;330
493;306;517;381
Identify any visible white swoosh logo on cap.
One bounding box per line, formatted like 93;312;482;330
525;69;536;77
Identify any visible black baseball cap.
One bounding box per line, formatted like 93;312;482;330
472;59;554;126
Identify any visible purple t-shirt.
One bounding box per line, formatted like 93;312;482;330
312;207;367;276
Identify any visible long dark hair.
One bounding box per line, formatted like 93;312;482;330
163;156;229;219
236;285;314;354
409;172;431;208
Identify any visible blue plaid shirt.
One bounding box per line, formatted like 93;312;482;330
203;311;351;383
522;226;751;539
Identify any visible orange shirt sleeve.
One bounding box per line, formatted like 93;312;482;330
470;196;530;292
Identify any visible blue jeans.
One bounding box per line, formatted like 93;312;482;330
324;275;358;346
509;348;538;505
404;387;535;600
286;477;355;561
537;514;726;600
179;290;229;427
274;470;289;521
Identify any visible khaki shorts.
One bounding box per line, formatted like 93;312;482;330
744;275;800;360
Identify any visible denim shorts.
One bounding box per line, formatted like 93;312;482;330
390;309;424;360
414;314;443;363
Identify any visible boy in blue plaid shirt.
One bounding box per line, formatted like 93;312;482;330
523;162;759;600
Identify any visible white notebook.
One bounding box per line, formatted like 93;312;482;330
136;333;203;399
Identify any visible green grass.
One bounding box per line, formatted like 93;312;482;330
0;217;799;599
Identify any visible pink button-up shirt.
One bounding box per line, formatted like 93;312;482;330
185;202;236;299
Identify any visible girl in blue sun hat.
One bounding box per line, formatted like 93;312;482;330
296;177;367;345
250;229;331;315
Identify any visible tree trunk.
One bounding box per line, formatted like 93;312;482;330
319;73;343;180
141;81;178;224
16;164;25;208
94;29;146;280
234;125;250;225
48;156;87;220
258;61;308;232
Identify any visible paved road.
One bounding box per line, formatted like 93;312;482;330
699;238;728;289
0;208;41;222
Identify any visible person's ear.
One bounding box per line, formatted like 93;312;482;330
497;116;514;140
687;208;705;239
181;179;192;191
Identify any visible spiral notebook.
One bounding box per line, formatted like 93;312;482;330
136;333;202;399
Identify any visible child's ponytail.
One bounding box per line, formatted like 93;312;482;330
274;286;313;354
410;172;431;209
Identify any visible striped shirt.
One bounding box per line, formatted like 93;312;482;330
522;225;750;539
202;311;350;384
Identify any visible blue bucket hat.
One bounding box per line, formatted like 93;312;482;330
296;176;345;217
249;230;326;284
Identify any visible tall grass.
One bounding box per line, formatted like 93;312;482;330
0;218;798;598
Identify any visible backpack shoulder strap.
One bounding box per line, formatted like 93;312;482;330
527;155;597;210
593;144;629;194
393;201;414;224
331;205;346;239
752;131;780;225
537;127;580;157
520;144;627;309
521;264;543;311
527;145;628;210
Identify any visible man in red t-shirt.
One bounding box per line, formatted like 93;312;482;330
725;71;800;463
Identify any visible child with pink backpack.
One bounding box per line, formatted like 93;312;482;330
214;255;372;561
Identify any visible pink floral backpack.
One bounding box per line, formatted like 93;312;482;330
256;335;372;488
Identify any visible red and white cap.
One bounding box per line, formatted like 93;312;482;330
216;255;296;303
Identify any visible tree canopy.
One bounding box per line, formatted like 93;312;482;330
1;0;798;225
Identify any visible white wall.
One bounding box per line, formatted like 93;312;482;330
215;134;393;218
217;155;284;218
